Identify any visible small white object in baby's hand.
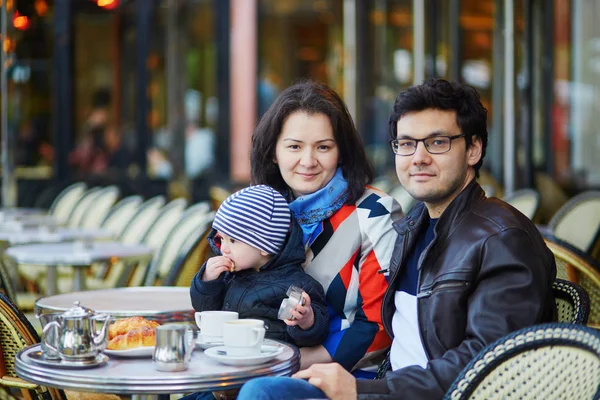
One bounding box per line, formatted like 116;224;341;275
277;286;306;320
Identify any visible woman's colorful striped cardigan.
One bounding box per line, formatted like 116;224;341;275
302;186;402;371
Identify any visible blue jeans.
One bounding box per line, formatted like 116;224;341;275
179;392;215;400
237;377;327;400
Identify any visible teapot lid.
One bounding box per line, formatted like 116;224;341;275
63;301;95;318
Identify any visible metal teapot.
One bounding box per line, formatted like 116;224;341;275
41;301;113;361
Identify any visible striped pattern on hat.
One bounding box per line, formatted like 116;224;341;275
212;185;291;254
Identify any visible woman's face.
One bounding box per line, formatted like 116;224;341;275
274;111;340;198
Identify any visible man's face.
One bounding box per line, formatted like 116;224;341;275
394;109;482;217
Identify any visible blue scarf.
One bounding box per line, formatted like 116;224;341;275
288;168;349;246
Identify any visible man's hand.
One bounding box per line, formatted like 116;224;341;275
284;292;314;330
292;363;357;400
202;256;233;281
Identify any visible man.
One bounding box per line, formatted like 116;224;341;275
237;78;556;399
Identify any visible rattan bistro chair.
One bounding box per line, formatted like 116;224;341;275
78;186;120;229
548;190;600;257
0;292;66;400
502;188;541;221
48;182;87;226
0;294;119;400
374;279;592;380
543;232;600;328
553;278;591;325
66;187;102;228
143;204;213;286
163;220;214;287
444;323;600;400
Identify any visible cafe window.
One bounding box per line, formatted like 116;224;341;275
360;0;413;176
2;0;54;177
257;0;344;117
551;0;600;189
144;0;218;181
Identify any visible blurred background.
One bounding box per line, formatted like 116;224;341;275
0;0;598;208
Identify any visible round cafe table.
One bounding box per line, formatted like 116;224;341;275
0;207;47;218
0;214;59;229
5;241;153;295
15;340;300;400
0;227;114;245
35;287;195;324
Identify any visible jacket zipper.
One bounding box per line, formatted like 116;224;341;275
416;281;469;298
415;230;438;361
416;261;430;360
382;235;407;336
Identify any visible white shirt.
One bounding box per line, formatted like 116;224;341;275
390;290;428;370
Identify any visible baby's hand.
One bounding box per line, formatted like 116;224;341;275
284;292;314;330
202;256;234;281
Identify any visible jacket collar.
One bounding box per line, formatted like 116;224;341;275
393;179;486;238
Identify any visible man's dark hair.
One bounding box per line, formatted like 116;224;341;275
389;78;488;174
251;80;373;204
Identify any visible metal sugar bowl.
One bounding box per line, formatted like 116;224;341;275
41;301;113;361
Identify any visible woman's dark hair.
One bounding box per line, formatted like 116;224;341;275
251;80;373;204
388;78;488;175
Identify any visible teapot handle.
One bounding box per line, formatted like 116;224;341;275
41;321;61;359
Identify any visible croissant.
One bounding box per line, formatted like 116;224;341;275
109;316;160;340
107;326;156;350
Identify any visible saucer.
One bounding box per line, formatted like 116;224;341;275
27;351;108;369
204;344;284;366
195;335;224;350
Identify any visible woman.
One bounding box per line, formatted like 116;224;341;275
251;80;402;375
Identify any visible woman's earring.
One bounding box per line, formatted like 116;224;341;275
273;159;277;164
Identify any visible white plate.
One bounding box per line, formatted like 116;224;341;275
104;346;155;358
204;344;284;366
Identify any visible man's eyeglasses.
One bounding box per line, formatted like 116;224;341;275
389;134;466;156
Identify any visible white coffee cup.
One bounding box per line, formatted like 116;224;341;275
222;319;266;357
194;311;238;341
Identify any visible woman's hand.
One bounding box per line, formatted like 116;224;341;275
284;292;314;330
202;256;233;281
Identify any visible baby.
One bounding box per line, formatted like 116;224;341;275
190;185;329;346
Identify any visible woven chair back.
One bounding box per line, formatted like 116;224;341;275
99;195;143;237
119;196;165;244
543;234;600;326
549;191;600;254
444;323;600;400
67;187;102;228
48;182;87;226
553;279;590;325
141;198;188;250
502;188;540;221
144;206;214;286
0;255;16;303
96;196;165;288
0;293;65;400
79;186;120;229
126;198;188;286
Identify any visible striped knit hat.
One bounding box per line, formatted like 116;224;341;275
212;185;291;254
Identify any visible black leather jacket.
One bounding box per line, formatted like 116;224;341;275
190;220;329;347
357;180;556;399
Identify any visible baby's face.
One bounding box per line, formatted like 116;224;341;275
216;231;271;272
